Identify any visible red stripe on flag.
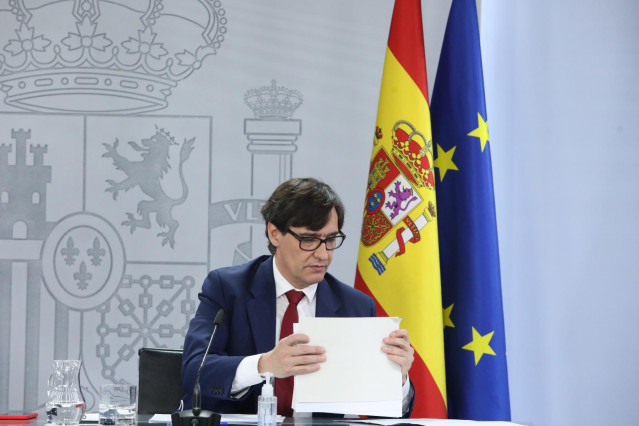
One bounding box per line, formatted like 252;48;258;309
387;0;429;101
354;268;447;418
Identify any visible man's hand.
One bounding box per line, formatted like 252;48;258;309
382;329;414;385
258;333;326;378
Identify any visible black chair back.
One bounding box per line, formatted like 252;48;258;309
138;348;184;414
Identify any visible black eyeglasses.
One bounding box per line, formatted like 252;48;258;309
286;229;346;251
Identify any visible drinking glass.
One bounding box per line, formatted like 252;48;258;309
99;384;137;425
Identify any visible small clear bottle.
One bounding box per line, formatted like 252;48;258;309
257;372;277;426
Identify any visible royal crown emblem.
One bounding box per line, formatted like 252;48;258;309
244;80;303;120
0;0;227;114
390;121;435;188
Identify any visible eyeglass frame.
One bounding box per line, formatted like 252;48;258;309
285;228;346;251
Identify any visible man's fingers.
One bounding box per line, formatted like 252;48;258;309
279;353;326;377
381;344;396;355
261;334;328;378
384;335;407;345
282;333;311;345
282;352;327;367
382;344;408;357
386;329;411;345
280;334;326;354
385;353;410;368
383;330;412;350
383;337;411;352
289;363;322;376
381;332;414;381
295;354;327;365
390;329;410;339
292;344;326;355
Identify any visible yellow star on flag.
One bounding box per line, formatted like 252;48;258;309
443;304;455;328
467;113;489;152
462;326;496;365
434;144;458;181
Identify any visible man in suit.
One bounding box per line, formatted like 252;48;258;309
181;177;415;416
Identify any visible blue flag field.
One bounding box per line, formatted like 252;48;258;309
431;0;511;420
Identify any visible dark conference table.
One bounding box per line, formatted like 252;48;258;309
18;414;523;426
23;414;378;426
135;414;362;426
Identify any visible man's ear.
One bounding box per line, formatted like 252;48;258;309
267;222;281;248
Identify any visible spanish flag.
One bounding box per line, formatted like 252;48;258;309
355;0;447;418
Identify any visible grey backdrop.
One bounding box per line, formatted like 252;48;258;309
1;1;637;426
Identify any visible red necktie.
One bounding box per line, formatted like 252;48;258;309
276;290;305;417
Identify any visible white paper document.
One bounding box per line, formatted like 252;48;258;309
292;316;403;417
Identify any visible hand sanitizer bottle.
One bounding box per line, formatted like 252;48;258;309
257;372;277;426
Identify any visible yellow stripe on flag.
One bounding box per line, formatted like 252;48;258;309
376;49;432;128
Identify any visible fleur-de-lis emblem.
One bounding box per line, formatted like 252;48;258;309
87;237;106;266
73;261;93;290
61;237;80;265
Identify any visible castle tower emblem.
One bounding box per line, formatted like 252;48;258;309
0;0;227;114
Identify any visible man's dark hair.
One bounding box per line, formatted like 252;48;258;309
261;177;345;254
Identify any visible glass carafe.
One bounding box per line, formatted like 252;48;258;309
46;360;86;425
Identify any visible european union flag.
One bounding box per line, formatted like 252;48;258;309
430;0;511;420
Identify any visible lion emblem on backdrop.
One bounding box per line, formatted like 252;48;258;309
102;127;195;248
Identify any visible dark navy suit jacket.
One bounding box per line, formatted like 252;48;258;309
181;255;380;415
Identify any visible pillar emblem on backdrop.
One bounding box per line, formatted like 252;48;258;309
362;120;437;275
209;79;303;267
0;0;226;413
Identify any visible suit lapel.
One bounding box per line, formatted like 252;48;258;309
245;260;343;352
315;278;342;317
247;257;277;353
